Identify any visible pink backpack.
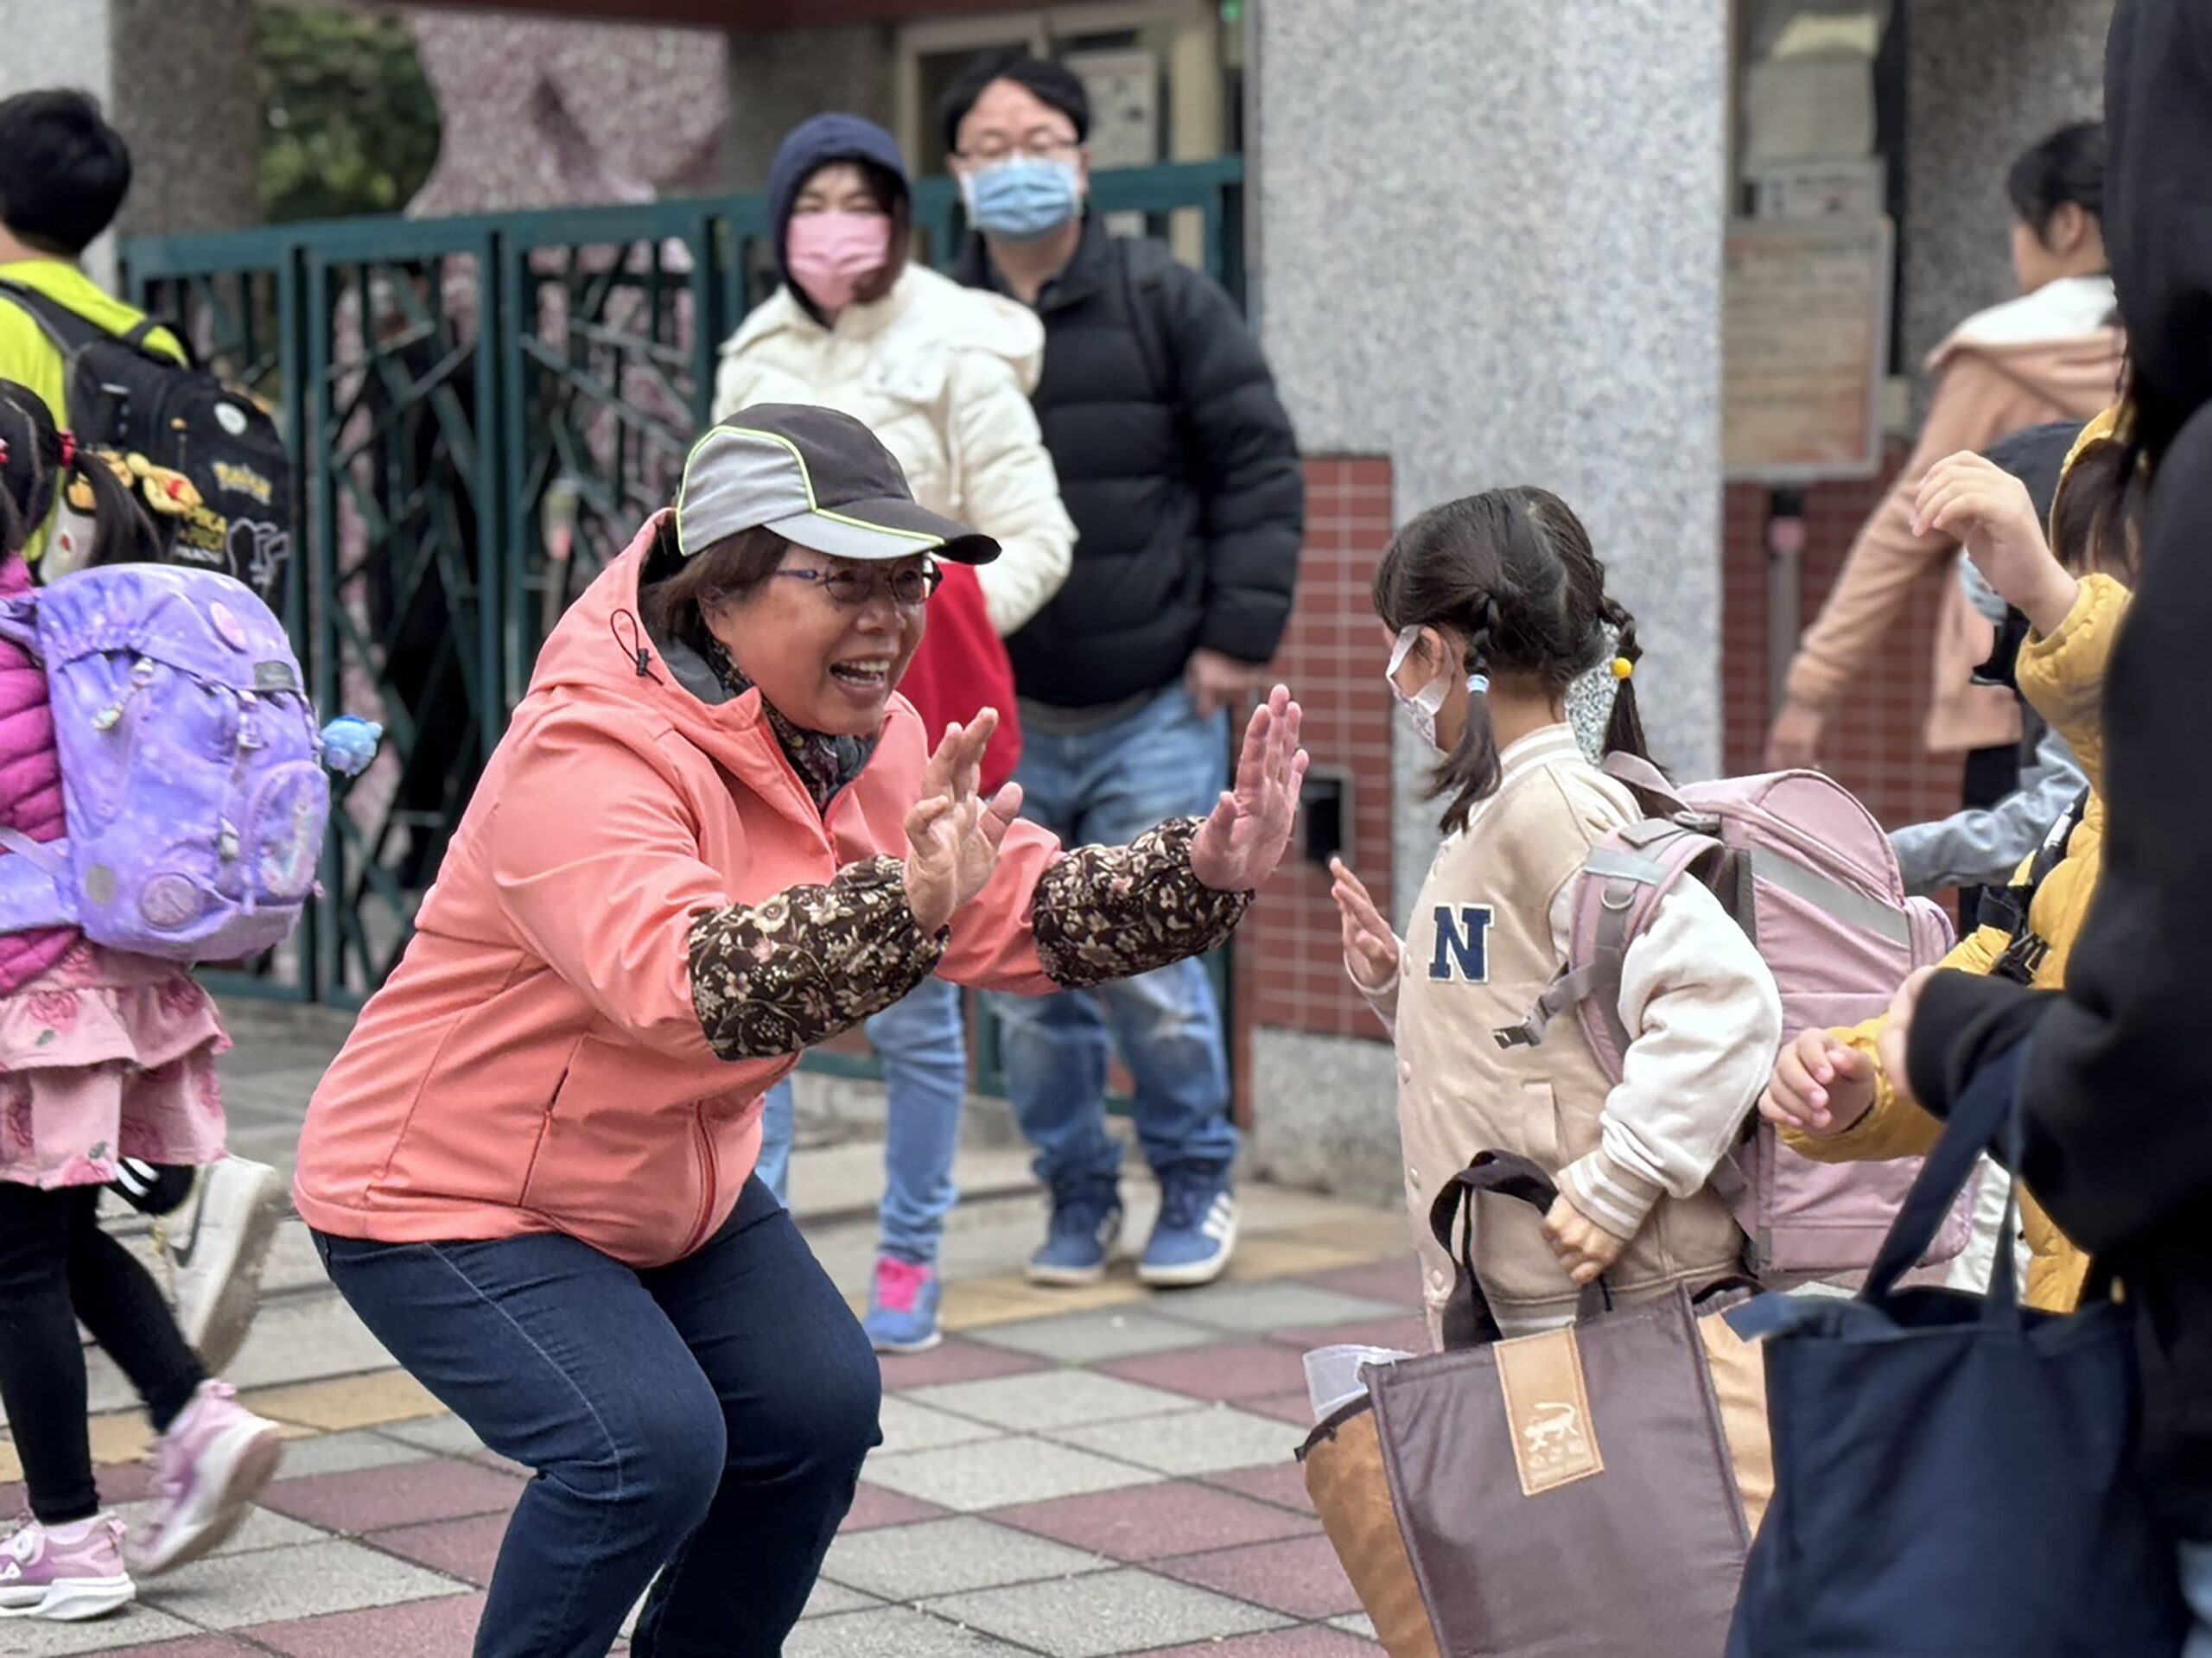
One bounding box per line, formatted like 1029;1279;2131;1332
1497;753;1972;1279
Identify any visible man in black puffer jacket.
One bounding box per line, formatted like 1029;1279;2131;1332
944;51;1302;1291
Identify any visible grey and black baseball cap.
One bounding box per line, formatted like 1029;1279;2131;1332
677;403;1001;565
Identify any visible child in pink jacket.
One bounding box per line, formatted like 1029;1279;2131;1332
0;382;281;1623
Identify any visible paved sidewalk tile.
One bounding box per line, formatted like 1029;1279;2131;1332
1332;1612;1380;1641
785;1604;1033;1656
142;1537;464;1630
907;1370;1198;1433
877;1395;1007;1455
378;1414;529;1475
1204;1463;1319;1515
1268;1315;1428;1355
966;1309;1219;1364
1047;1405;1300;1477
1156;1533;1363;1618
1096;1341;1311;1402
241;1371;443;1433
1148;1629;1382;1655
81;1640;262;1658
874;1338;1052;1392
0;1606;202;1657
1243;1390;1322;1427
861;1436;1159;1512
993;1480;1315;1562
802;1579;880;1620
924;1566;1287;1656
842;1482;949;1533
822;1515;1108;1601
367;1510;512;1585
260;1458;524;1534
1149;1281;1407;1336
258;1430;432;1480
1300;1257;1423;1307
241;1588;490;1656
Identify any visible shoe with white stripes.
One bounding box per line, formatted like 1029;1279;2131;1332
1138;1174;1237;1287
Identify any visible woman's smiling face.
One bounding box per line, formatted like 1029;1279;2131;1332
703;543;931;735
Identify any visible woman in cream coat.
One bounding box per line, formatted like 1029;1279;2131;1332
713;112;1075;1353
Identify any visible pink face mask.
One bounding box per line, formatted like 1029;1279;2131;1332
786;212;893;313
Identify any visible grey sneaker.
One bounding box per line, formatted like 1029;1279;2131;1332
165;1158;286;1373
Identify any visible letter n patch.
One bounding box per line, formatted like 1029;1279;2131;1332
1428;905;1494;982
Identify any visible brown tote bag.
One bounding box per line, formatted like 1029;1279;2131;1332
1298;1152;1764;1658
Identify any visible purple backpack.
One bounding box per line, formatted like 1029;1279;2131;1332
1497;754;1972;1280
0;564;327;962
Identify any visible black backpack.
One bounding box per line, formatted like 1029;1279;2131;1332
0;280;293;611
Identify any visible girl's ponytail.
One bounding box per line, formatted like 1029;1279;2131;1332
62;439;162;571
1599;597;1657;772
0;378;160;572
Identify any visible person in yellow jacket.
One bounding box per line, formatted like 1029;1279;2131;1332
1762;409;2135;1313
0;91;186;573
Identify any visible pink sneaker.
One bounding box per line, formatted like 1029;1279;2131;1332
128;1381;285;1578
0;1513;134;1621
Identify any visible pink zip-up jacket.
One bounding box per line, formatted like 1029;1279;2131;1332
296;515;1247;1267
0;552;76;994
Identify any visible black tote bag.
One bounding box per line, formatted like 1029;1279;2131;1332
1726;1043;2188;1656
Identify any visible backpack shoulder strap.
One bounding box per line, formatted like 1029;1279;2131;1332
1492;820;1723;1068
1986;785;2092;984
0;277;182;367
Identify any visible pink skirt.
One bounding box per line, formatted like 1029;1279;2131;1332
0;941;230;1190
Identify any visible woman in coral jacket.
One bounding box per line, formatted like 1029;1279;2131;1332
292;404;1304;1658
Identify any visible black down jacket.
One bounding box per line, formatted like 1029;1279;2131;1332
958;216;1303;709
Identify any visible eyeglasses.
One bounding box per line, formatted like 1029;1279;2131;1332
956;132;1081;164
776;559;944;609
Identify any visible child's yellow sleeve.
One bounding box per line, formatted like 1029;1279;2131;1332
1782;917;2011;1166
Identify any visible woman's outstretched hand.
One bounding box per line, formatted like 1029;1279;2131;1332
1190;685;1308;893
905;711;1024;934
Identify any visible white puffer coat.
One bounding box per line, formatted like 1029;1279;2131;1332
712;264;1075;637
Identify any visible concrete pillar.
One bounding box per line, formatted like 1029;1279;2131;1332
1245;0;1729;1204
0;0;262;273
1903;0;2109;376
724;26;899;191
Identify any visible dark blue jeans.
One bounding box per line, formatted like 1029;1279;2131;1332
314;1179;880;1658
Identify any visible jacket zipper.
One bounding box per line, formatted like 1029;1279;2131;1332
683;1102;719;1256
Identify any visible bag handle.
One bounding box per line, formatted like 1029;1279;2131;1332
1429;1151;1611;1347
1861;1039;2031;1320
0;825;66;879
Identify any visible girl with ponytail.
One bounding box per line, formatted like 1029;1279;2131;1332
1330;486;1783;1341
0;380;283;1623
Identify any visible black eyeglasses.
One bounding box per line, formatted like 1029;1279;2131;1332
776;559;944;609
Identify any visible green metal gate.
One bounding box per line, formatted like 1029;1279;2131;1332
118;162;1245;1075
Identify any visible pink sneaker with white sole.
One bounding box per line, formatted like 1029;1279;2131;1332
0;1513;134;1622
128;1380;285;1578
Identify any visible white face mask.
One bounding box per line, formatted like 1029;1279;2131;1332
1386;626;1488;753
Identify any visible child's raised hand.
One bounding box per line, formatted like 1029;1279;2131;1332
1911;451;2080;636
1542;1194;1629;1286
1329;857;1401;992
1761;1029;1876;1137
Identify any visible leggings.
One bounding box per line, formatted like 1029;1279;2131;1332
0;1181;207;1523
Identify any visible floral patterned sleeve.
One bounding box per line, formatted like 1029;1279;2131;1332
687;857;946;1060
1030;817;1253;989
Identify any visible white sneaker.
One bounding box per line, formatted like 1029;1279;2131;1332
166;1158;286;1373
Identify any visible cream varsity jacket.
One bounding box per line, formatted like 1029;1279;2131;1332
1359;727;1782;1338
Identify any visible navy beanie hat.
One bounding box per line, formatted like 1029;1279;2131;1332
766;113;910;290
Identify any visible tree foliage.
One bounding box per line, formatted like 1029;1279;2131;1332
259;4;442;224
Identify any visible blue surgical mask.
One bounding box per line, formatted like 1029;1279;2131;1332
962;158;1084;242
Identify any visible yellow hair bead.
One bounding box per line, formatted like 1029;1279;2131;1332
1611;657;1635;682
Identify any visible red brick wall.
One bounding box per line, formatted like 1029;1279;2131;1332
1721;445;1967;832
1241;456;1397;1041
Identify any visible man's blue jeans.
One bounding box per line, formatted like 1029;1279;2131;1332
754;974;969;1264
989;683;1240;1197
